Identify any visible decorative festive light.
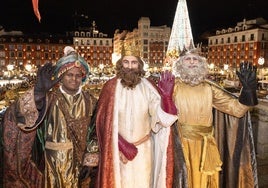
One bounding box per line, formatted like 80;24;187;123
166;0;194;58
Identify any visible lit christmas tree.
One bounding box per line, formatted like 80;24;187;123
166;0;194;60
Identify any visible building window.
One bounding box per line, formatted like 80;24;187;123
242;35;245;42
144;40;148;45
234;36;237;43
249;43;254;50
18;52;23;58
9;52;15;58
36;52;41;59
209;40;212;45
75;32;79;37
26;52;31;59
233;44;237;50
249;51;253;59
44;46;49;51
9;45;15;51
0;52;5;57
143;46;148;52
17;45;23;51
250;34;254;41
261;42;266;49
45;53;49;59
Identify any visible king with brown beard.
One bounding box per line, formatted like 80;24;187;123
95;52;178;188
115;56;146;89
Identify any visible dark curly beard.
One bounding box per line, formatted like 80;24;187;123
117;68;142;89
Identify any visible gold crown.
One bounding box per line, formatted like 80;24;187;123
121;43;140;56
166;48;180;59
179;47;201;57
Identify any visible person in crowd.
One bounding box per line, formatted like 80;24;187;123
95;46;178;188
171;48;258;188
2;46;98;188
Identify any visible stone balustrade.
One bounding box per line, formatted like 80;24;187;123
251;100;268;159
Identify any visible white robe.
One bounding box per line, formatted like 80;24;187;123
112;78;177;188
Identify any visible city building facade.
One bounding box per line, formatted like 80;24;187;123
207;17;268;72
113;17;171;71
0;30;72;78
67;21;113;73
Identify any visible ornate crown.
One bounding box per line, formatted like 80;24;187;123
166;40;200;58
121;43;140;57
179;47;199;57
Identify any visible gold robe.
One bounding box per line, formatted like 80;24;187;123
43;87;97;188
173;80;249;188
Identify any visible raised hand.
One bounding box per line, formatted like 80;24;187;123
34;62;61;109
236;62;258;106
158;70;177;115
158;70;175;98
236;62;257;90
35;62;61;93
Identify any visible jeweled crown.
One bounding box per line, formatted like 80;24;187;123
121;43;140;57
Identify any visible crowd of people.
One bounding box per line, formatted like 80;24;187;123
0;45;259;188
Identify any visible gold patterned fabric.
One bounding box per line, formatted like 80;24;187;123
2;87;97;188
43;89;96;188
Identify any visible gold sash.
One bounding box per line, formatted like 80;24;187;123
180;123;222;175
45;141;73;150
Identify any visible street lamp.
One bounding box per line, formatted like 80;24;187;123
258;57;265;80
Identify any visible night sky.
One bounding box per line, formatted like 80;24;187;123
1;0;268;42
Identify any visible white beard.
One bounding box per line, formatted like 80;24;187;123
174;62;208;86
